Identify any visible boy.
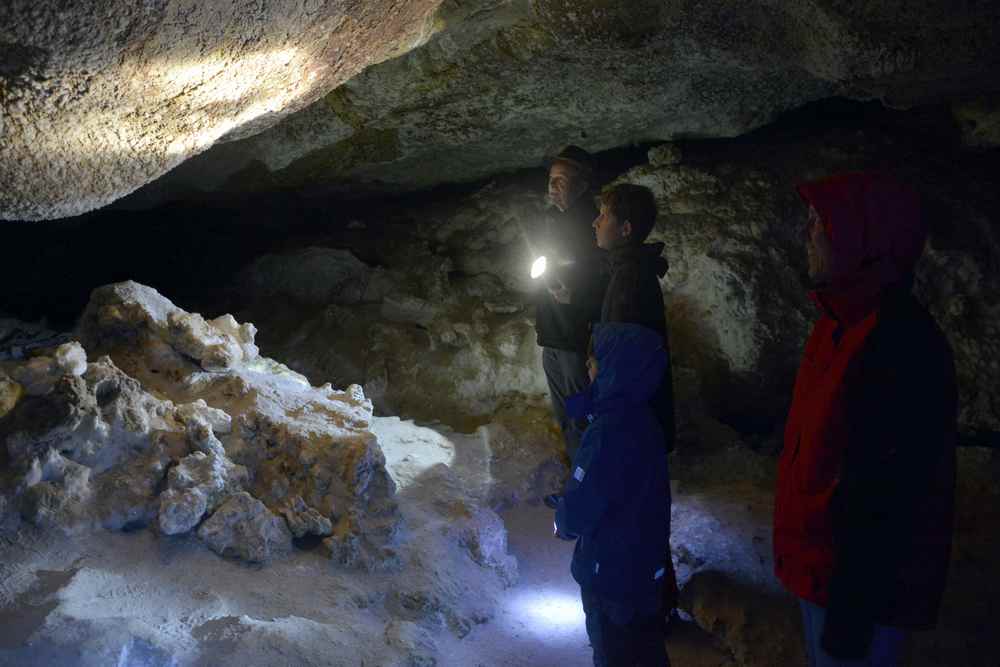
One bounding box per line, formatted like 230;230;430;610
555;322;672;667
592;183;674;450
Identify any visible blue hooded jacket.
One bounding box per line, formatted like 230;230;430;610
555;322;671;612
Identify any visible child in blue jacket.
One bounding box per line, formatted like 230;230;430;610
555;322;672;666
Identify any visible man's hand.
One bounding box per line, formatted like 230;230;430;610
548;279;571;304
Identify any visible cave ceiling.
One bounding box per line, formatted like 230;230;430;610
2;0;1000;220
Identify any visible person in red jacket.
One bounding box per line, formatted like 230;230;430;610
773;173;957;666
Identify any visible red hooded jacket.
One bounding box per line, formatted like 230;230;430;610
773;173;957;631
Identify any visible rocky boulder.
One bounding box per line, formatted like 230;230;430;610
0;0;451;220
0;282;403;561
197;491;293;563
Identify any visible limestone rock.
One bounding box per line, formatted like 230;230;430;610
0;0;452;220
241;247;373;306
456;507;517;586
158;448;249;536
9;342;87;396
0;373;22;419
323;505;402;573
277;495;333;539
144;0;1000;202
175;399;232;435
19;449;93;530
94;436;175;531
953;95;1000;149
53;342;88;377
481;405;567;508
0;317;72;360
649;143;683;167
681;570;804;667
197;492;292;563
383;620;437;667
2;357;176;472
77;281;401;560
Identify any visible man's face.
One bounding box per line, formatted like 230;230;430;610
805;206;833;285
586;356;598;383
548;161;586;212
592;202;627;250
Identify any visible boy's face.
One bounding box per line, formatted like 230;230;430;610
586;355;598;383
593;202;631;250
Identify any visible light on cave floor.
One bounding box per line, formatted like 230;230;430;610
371;416;457;490
507;590;586;638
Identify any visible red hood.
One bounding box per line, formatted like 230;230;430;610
797;172;926;324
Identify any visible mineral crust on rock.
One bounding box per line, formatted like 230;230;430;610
197;491;293;563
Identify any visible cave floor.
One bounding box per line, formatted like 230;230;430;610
437;501;734;667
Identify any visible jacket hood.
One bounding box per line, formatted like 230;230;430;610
797;172;925;324
591;322;667;408
609;241;669;278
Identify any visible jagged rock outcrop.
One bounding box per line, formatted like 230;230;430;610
237;230;547;422
0;286;526;666
143;0;1000;204
158;445;249;536
0;281;401;561
0;0;450;220
197;491;293;563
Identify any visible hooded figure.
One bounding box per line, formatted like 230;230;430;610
556;322;672;667
774;173;957;664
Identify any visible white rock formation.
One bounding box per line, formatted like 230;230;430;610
158;448;249;536
0;283;532;666
197;491;293;563
9;341;88;396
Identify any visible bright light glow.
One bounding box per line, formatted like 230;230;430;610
164;48;301;103
159;47;321;156
371;417;457;490
530;256;548;280
507;590;585;638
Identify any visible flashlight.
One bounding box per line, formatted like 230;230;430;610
531;256;548;280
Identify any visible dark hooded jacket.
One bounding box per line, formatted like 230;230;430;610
533;196;608;353
602;242;669;338
602;241;676;452
773;173;957;647
556;323;671;613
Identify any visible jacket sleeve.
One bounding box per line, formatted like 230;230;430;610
562;246;607;326
823;316;957;655
555;423;626;539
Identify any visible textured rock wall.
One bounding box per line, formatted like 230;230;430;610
227;116;1000;444
0;0;448;220
136;0;1000;205
4;1;1000;219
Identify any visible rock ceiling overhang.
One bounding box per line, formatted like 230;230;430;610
3;0;1000;220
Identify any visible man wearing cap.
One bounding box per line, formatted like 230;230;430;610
773;173;957;666
533;145;608;461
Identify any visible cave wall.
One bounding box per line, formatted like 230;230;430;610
0;0;449;220
2;104;997;444
5;1;1000;219
216;107;1000;446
